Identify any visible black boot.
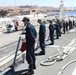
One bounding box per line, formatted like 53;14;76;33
39;48;45;55
27;64;34;75
28;63;36;69
33;63;36;69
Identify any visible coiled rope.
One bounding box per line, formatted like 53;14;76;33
40;39;76;66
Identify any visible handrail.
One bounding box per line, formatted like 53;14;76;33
0;37;21;75
11;37;21;71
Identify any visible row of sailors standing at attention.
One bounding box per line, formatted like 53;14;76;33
48;20;76;45
48;19;76;45
22;17;76;75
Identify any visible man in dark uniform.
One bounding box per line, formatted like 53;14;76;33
57;20;62;36
55;21;60;39
69;20;72;30
37;19;46;55
73;20;75;27
62;20;66;34
49;20;54;45
66;21;69;31
22;17;37;75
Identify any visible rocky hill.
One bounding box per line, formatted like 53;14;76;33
0;5;75;17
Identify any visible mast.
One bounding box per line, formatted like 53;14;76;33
60;0;64;20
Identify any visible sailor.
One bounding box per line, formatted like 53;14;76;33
69;19;72;30
65;21;69;31
22;17;37;75
62;20;66;34
55;20;60;39
37;19;46;55
57;20;62;36
73;20;75;27
48;20;54;45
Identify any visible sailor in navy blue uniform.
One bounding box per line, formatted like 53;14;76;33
55;21;60;39
62;20;66;34
49;20;54;45
37;19;46;55
22;17;37;75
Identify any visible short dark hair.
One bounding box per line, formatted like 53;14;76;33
38;19;41;21
22;17;30;22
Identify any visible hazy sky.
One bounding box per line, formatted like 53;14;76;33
0;0;76;7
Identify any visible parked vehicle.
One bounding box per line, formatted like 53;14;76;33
6;22;15;33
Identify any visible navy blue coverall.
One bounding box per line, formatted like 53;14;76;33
39;22;46;53
26;23;37;64
55;23;60;39
49;23;54;44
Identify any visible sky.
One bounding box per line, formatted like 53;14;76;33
0;0;76;7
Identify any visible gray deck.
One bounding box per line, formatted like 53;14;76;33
14;28;76;75
0;27;76;75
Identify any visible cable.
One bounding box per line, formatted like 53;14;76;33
57;59;76;75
